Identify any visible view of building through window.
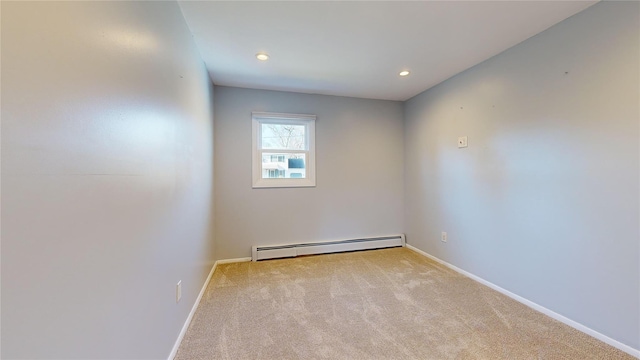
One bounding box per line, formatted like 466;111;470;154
260;123;306;179
261;153;306;179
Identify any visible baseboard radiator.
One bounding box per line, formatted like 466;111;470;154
252;234;405;261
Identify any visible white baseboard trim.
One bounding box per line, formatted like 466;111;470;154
167;256;252;360
405;244;640;358
216;257;252;264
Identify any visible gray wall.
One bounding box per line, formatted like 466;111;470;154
214;86;404;259
2;0;637;357
1;2;215;359
404;1;639;350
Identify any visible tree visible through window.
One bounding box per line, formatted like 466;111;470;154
252;112;316;188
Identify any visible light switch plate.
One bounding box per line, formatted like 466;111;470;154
458;136;468;148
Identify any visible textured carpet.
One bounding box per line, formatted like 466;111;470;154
175;248;633;359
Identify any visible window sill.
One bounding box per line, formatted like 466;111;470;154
252;178;316;188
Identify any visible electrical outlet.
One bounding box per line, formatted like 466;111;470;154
441;232;448;243
176;281;182;303
458;136;468;148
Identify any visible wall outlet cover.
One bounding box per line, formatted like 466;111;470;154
458;136;468;148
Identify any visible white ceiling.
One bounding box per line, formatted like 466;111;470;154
178;1;597;101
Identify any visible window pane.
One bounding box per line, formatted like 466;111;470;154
261;153;306;179
261;123;306;150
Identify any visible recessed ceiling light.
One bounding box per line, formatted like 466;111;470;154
399;70;410;77
256;53;269;61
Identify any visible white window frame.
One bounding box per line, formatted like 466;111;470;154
252;112;316;188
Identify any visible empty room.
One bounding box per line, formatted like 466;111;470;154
1;1;638;359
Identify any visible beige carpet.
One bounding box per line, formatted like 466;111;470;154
175;248;633;359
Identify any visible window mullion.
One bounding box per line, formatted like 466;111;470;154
259;149;305;154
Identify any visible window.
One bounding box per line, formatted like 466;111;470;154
269;155;285;163
252;112;316;188
267;169;285;178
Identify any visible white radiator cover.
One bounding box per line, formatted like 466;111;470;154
252;235;405;261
